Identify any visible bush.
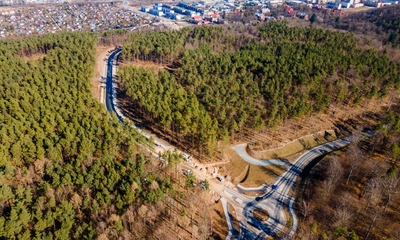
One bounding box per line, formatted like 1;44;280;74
286;217;293;227
311;221;318;234
114;221;123;234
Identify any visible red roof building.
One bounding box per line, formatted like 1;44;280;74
193;16;202;21
208;13;220;18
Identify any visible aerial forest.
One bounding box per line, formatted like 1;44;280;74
0;32;192;239
119;22;400;159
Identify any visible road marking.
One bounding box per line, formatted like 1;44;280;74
225;192;233;198
235;198;243;205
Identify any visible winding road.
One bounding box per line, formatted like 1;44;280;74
104;48;371;239
105;48;171;150
224;133;372;239
234;144;291;168
105;49;122;121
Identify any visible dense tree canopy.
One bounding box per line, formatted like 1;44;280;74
119;22;400;157
0;32;178;239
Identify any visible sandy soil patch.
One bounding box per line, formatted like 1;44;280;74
93;46;116;102
212;200;229;240
245;97;392;158
120;59;166;72
225;148;286;187
247;130;338;161
344;6;375;12
22;53;47;61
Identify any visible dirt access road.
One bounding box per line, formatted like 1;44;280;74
93;46;115;103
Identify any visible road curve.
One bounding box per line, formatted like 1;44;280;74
105;48;172;151
105;48;371;239
105;49;122;122
226;132;372;239
233;144;291;168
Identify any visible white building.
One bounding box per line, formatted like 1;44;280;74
162;8;175;14
149;9;164;16
336;1;351;8
153;5;162;11
352;2;364;7
141;7;150;12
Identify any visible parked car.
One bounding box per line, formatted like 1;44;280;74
216;177;224;182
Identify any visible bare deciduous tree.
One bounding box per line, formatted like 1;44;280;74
365;207;384;240
346;146;363;185
382;177;399;212
338;192;354;208
186;192;198;237
328;157;344;182
96;221;108;236
146;205;156;225
321;157;343;206
301;200;313;221
131;182;138;193
364;178;382;211
138;204;148;225
334;206;352;227
390;222;400;240
122;209;135;232
120;229;132;240
70;193;82;210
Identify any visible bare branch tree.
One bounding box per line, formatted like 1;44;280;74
382;177;399;212
138;204;148;225
321;157;343;206
186;192;197;237
364;178;382;211
301;200;314;221
338;192;354;208
365;207;384;240
346;146;363;185
328;157;344;183
390;222;400;240
334;206;352;227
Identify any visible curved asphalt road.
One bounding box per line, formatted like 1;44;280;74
233;144;291;168
105;48;371;239
105;49;123;122
105;49;172;151
226;133;372;239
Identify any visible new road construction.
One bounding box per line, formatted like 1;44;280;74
223;133;372;239
103;48;372;239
